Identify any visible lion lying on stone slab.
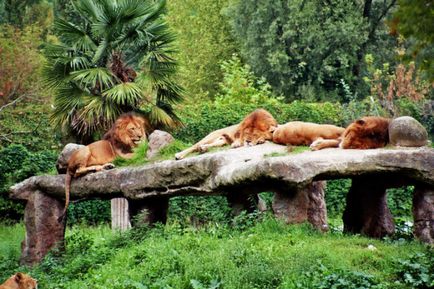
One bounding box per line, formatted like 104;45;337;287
310;116;428;150
62;112;148;219
230;108;278;148
272;121;345;148
0;272;37;289
175;124;239;160
175;108;277;160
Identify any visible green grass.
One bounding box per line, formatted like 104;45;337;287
113;141;149;167
0;218;431;289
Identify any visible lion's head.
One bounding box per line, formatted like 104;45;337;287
0;272;37;289
340;116;390;149
103;113;149;151
239;109;277;146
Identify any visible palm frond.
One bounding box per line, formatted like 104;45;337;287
149;105;175;127
92;39;109;64
72;0;102;23
54;18;97;52
70;67;115;91
102;82;143;106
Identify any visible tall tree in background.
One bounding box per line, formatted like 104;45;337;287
44;0;183;140
392;0;434;80
229;0;398;101
166;0;237;101
0;0;50;27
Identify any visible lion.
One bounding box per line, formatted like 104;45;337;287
310;116;390;150
175;124;239;160
0;272;37;289
272;121;345;148
62;112;148;219
230;108;278;148
175;109;277;160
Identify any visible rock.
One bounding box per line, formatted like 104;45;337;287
56;143;85;174
146;130;174;159
9;144;434;265
413;185;434;244
389;116;428;147
20;191;65;265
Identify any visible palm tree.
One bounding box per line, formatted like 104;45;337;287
44;0;183;139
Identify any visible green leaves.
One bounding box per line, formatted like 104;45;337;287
103;82;142;105
70;67;115;91
45;0;183;136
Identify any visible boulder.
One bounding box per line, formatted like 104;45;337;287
146;130;174;159
389;116;428;147
56;143;85;174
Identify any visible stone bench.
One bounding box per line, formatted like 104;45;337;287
10;143;434;265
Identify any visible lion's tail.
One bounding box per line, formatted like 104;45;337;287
59;171;72;223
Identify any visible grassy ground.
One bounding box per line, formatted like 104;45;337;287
0;217;432;289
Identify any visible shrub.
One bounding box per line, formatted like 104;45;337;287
394;252;434;288
0;144;57;222
67;200;111;226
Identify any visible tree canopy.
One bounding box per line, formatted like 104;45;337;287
228;0;399;101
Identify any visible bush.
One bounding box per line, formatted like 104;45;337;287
394;252;434;288
67;200;111;226
0;144;57;222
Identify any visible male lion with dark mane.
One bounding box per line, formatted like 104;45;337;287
310;116;390;150
0;272;37;289
62;113;148;219
272;121;345;148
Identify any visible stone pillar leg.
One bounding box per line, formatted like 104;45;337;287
111;198;131;231
21;191;65;266
413;185;434;244
227;192;258;216
128;197;169;226
343;177;395;238
272;181;328;231
306;181;328;232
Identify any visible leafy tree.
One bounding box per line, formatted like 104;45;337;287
165;0;237;101
0;25;45;107
228;0;398;101
392;0;434;80
0;0;50;27
44;0;183;139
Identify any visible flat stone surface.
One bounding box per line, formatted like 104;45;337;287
10;143;434;201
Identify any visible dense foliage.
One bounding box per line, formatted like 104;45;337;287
0;25;46;106
166;0;237;100
1;220;433;288
393;0;434;80
0;144;57;222
227;0;399;100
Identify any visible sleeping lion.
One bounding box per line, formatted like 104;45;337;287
175;109;277;160
310;116;428;150
230;108;278;148
272;121;345;148
309;116;390;150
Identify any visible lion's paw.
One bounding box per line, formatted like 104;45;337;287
231;140;242;148
103;163;116;170
309;139;324;151
198;145;209;153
